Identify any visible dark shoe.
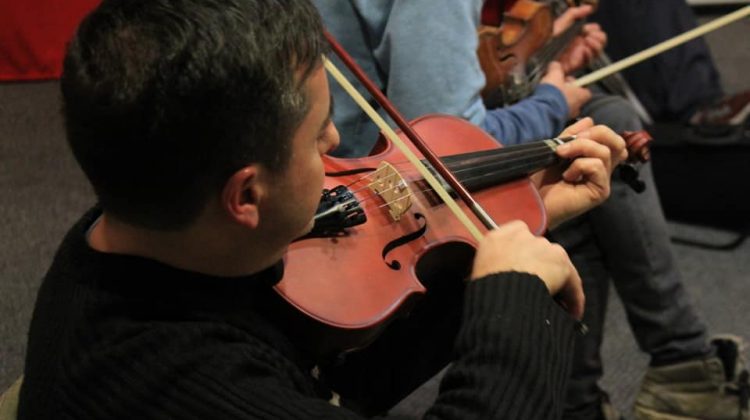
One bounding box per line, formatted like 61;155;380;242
634;335;749;419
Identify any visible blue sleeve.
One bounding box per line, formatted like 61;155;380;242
480;84;570;146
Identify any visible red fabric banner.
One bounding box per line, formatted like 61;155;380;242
0;0;100;81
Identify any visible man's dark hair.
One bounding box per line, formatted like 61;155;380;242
62;0;328;230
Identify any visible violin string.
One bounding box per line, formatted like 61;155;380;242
347;178;437;216
335;169;417;209
320;138;561;223
333;141;553;200
341;165;395;188
344;143;556;204
331;145;565;222
345;150;558;217
337;164;422;198
354;158;548;217
526;21;584;82
439;145;555;174
348;169;418;199
391;144;555;178
527;36;567;78
378;142;553;176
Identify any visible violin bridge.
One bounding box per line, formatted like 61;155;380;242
369;162;412;221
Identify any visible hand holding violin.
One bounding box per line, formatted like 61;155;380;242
471;220;585;319
553;5;607;73
531;117;628;229
540;61;591;118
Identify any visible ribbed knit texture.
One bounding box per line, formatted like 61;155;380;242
427;274;577;419
20;208;576;419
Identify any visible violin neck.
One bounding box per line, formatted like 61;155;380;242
530;19;584;75
432;139;565;192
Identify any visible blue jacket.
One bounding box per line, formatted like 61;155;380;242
314;0;569;157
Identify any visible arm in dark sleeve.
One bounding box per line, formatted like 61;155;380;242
325;272;577;419
426;272;577;419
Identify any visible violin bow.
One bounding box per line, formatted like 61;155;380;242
574;5;750;87
323;31;497;241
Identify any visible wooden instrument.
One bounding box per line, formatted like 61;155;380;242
477;0;554;107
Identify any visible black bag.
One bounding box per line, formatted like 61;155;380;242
650;122;750;235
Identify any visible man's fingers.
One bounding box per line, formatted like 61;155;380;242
558;136;613;160
577;126;628;164
584;34;606;55
559;117;594;137
547;60;564;75
554;5;594;35
562;157;609;185
559;265;585;320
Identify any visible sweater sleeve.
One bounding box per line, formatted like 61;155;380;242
323;272;577;419
480;84;570;146
425;272;577;419
30;277;574;420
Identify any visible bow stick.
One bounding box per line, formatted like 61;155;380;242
575;5;750;87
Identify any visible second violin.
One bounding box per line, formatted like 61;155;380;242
477;0;554;107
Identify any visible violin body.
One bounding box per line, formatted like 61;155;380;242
274;115;547;355
479;0;646;117
477;0;553;107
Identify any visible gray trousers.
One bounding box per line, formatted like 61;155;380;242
552;93;710;417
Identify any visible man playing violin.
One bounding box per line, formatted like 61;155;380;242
314;1;748;419
18;0;629;419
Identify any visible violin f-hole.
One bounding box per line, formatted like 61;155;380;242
381;213;427;270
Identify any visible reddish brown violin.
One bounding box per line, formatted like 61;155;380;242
275;116;651;356
276;114;552;355
273;30;653;356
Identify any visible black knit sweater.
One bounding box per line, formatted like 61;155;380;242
19;208;576;419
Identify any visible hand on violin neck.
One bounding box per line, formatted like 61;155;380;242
532;119;627;229
470;221;585;320
541;62;591;118
553;4;593;36
550;3;606;74
557;22;607;74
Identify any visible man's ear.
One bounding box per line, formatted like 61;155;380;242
221;166;263;229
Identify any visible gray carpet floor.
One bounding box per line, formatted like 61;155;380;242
1;8;749;419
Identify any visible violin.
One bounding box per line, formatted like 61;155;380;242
276;115;550;355
274;117;651;356
273;30;652;357
477;0;554;108
478;0;750;116
545;0;653;123
523;0;654;123
477;0;647;120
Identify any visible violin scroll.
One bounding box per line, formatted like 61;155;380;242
618;129;654;193
622;129;653;163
